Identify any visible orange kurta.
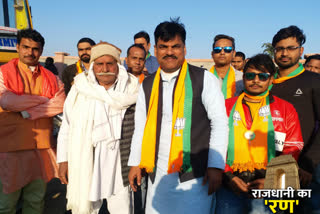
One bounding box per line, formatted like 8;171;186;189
0;59;62;194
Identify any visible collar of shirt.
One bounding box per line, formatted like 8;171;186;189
18;60;40;75
81;61;89;73
160;68;180;82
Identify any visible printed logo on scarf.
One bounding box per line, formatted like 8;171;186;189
259;106;270;122
174;117;186;137
233;111;241;126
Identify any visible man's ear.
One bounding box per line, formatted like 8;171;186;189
125;57;128;65
300;47;304;58
269;76;274;86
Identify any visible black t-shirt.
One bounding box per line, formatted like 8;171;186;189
271;70;320;172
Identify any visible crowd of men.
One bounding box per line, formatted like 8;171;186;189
0;19;319;214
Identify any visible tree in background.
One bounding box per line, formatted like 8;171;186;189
261;43;274;58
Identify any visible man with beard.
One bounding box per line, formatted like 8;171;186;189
270;25;320;213
210;35;243;99
125;44;146;83
62;37;96;95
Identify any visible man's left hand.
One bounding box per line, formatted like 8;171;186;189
202;167;223;195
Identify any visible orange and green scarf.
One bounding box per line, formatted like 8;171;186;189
139;60;193;173
146;52;151;60
76;60;84;74
273;63;305;84
209;66;236;99
227;90;275;172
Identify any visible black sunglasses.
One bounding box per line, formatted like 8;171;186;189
213;46;233;53
244;72;270;81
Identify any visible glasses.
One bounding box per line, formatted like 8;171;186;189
213;46;233;53
274;46;300;53
244;72;270;81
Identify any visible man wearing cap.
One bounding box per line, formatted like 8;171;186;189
62;37;96;95
57;42;139;214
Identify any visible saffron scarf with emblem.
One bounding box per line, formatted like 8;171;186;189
139;60;193;173
227;90;275;172
273;63;305;84
209;66;236;99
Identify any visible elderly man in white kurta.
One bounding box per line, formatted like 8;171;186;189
128;20;229;214
57;42;139;214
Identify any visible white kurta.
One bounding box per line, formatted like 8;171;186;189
57;63;138;214
128;69;229;214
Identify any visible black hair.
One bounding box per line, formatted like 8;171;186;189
154;17;186;45
212;34;235;50
45;57;54;66
235;51;246;60
126;44;147;58
134;31;150;44
17;29;45;48
243;54;276;76
305;54;320;65
272;25;306;47
77;37;96;47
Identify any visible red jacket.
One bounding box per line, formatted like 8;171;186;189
225;94;304;174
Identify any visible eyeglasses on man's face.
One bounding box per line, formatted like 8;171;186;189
274;46;300;53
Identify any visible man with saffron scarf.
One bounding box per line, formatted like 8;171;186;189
210;34;243;99
0;29;65;214
270;25;320;213
62;37;96;95
57;42;139;214
215;54;303;214
125;44;147;84
128;19;228;214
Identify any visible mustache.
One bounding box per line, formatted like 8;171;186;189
249;84;262;88
163;55;178;59
24;55;35;59
81;54;90;58
96;72;116;76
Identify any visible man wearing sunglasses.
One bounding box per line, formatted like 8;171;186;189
210;34;243;99
216;54;303;214
270;25;320;213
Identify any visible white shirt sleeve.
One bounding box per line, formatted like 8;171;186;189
202;70;229;170
127;84;147;166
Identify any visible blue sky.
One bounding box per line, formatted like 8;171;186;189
30;0;320;59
